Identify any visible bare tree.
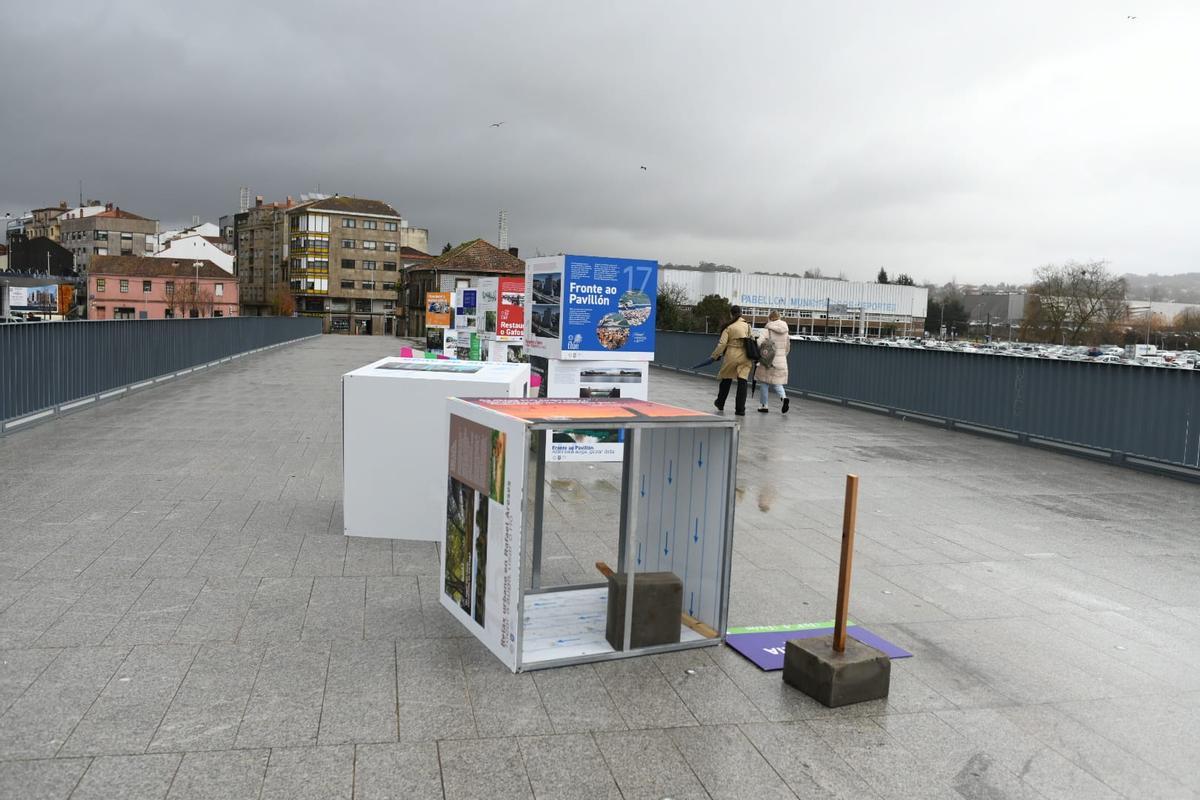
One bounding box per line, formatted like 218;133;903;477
174;280;215;318
1029;260;1126;344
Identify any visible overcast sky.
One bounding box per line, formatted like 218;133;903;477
2;1;1197;284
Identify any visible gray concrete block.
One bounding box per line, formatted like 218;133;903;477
604;570;682;650
783;633;891;708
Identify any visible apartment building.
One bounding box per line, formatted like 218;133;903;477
88;255;238;320
60;204;158;271
396;239;523;337
233;194;430;334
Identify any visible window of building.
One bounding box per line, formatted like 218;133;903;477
309;259;328;270
189;309;199;318
362;220;377;230
143;280;152;293
95;230;108;241
121;246;133;255
355;299;372;312
342;239;355;248
342;218;356;228
95;246;108;255
119;279;129;293
114;307;135;320
384;221;398;231
362;260;377;270
164;309;174;318
341;280;355;289
362;240;377;250
362;281;376;290
96;278;106;291
383;242;397;252
382;282;396;291
215;283;224;297
121;232;133;241
213;310;223;317
383;261;397;271
383;300;394;309
341;258;355;269
164;281;174;296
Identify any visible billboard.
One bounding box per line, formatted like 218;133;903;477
426;292;452;328
524;254;657;361
8;284;59;312
497;276;525;340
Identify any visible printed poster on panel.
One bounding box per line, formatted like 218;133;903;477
426;292;452;328
524;256;563;356
476;277;499;338
560;254;656;360
496;276;525;340
442;404;525;670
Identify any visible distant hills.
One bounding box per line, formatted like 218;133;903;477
1123;273;1200;303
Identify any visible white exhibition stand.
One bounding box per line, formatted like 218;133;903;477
440;397;738;672
342;357;530;540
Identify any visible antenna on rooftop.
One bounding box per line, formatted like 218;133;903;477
192;215;200;227
239;187;250;213
498;210;508;251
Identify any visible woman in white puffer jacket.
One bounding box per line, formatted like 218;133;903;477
755;311;791;413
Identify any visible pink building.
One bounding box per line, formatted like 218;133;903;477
88;255;239;320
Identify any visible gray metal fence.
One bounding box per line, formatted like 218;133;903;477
1;317;322;432
653;331;1200;478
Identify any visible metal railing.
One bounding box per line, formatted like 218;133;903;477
1;317;322;433
653;331;1200;479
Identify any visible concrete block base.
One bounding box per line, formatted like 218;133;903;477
782;633;891;707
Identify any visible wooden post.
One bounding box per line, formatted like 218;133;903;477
832;474;860;653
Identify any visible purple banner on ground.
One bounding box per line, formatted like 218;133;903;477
726;624;911;671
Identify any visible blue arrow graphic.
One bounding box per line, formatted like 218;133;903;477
697;441;703;467
663;530;669;556
667;460;673;485
636;542;642;566
693;518;699;543
640;474;645;497
689;591;695;616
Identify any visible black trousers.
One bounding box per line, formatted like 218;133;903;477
715;378;748;414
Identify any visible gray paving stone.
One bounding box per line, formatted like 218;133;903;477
593;656;698;730
72;752;181;800
438;737;533;800
172;577;260;643
353;741;443;800
237;577;313;642
0;757;90;800
669;723;796;799
461;657;553;738
0;647;60;717
594;729;709;800
363;576;423;639
741;720;880;799
35;579;149;647
342;537;393;577
235;640;330;748
292;535;348;577
395;639;477;741
518;733;622;800
104;578;206;645
166;748;269;800
260;745;353;800
0;645;128;758
61;643;198;756
301;577;365;641
318;640;396;745
0;580;92;648
655;648;766;725
150;643;264;752
531;663;626;734
240;534;303;578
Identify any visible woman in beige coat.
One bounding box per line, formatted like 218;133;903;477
754;311;791;413
710;305;753;416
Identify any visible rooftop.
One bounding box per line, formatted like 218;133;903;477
304;196;403;218
0;336;1196;798
90;255;230;279
416;238;524;274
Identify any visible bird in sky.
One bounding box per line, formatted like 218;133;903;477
490;121;505;127
1127;15;1136;19
640;165;648;170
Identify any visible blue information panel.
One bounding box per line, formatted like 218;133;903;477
560;254;657;355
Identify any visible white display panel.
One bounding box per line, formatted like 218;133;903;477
440;400;528;670
633;426;730;629
342;357;530;541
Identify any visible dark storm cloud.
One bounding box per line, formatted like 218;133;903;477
2;0;1197;282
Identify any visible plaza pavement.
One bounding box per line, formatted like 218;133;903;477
0;334;1198;799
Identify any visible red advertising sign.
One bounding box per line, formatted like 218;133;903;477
497;276;525;340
